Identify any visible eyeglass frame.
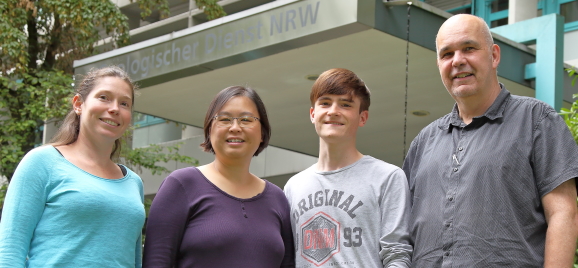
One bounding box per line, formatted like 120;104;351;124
212;114;260;128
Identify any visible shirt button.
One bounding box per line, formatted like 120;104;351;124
445;222;451;227
453;168;458;172
448;196;454;201
444;252;450;257
458;147;463;151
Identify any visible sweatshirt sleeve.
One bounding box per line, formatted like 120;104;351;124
378;168;413;268
142;174;190;267
135;181;144;268
0;149;51;267
279;190;296;268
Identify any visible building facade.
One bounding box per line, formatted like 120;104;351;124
70;0;578;197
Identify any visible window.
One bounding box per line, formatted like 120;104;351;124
560;1;578;23
538;0;578;32
490;0;509;27
133;112;166;128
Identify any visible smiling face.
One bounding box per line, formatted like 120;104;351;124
209;96;263;160
436;15;500;100
310;93;368;143
74;76;133;144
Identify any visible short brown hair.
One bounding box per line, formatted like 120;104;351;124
310;68;370;112
200;86;271;156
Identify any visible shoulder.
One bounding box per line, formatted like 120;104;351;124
16;145;61;174
284;164;316;190
413;113;452;143
359;156;406;179
265;181;289;201
123;166;143;185
359;156;402;172
263;181;291;210
506;94;565;128
157;167;207;193
22;145;59;163
507;95;556;117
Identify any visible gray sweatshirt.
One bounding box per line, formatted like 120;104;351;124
284;155;412;268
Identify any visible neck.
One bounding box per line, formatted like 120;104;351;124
455;83;501;124
316;138;363;172
211;156;252;183
67;134;115;166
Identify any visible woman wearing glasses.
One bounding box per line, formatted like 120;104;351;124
143;86;295;268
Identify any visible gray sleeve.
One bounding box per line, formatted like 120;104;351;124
533;109;578;197
378;168;413;267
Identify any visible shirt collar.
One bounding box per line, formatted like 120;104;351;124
439;83;511;129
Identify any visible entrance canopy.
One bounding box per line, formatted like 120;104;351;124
74;0;536;166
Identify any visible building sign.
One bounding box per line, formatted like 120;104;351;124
74;0;358;80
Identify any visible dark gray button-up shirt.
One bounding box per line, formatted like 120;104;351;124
403;85;578;267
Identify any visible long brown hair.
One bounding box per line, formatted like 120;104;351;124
50;66;137;159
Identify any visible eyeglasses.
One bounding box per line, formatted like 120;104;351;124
213;115;260;128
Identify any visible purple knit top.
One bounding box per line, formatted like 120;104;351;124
142;167;295;268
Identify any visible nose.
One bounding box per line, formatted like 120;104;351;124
108;102;120;115
452;51;466;67
327;103;339;116
229;118;242;132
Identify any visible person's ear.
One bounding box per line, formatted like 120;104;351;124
491;44;501;69
358;110;369;127
72;95;83;115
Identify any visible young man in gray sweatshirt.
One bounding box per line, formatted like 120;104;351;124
284;68;412;268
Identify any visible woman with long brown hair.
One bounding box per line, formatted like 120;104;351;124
0;66;145;267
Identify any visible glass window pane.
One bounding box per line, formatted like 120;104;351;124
491;0;509;12
561;1;578;23
491;17;508;27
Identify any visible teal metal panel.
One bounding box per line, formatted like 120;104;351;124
525;63;537;79
491;14;565;111
490;9;509;21
472;0;493;24
446;4;472;13
541;0;559;15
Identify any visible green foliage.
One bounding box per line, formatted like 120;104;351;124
560;93;578;145
0;183;7;209
196;0;227;20
0;0;223;182
563;68;578;267
568;68;577;87
0;71;73;179
120;141;199;176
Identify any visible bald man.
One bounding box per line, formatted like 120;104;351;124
402;14;578;267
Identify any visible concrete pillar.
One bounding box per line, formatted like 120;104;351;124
181;125;204;139
42;119;61;144
509;0;538;24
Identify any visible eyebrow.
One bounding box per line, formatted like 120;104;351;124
318;96;354;103
438;39;481;56
95;89;132;101
216;111;255;116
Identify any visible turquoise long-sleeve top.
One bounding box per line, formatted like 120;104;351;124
0;145;145;267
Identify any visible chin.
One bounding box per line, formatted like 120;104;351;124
450;86;478;98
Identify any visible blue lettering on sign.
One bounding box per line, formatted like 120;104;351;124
270;1;320;36
204;21;264;55
111;0;322;79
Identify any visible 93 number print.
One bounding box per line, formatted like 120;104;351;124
343;227;362;247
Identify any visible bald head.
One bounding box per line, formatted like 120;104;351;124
436;14;494;57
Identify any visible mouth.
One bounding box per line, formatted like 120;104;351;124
101;119;120;126
325;121;344;126
226;139;245;143
453;73;473;79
